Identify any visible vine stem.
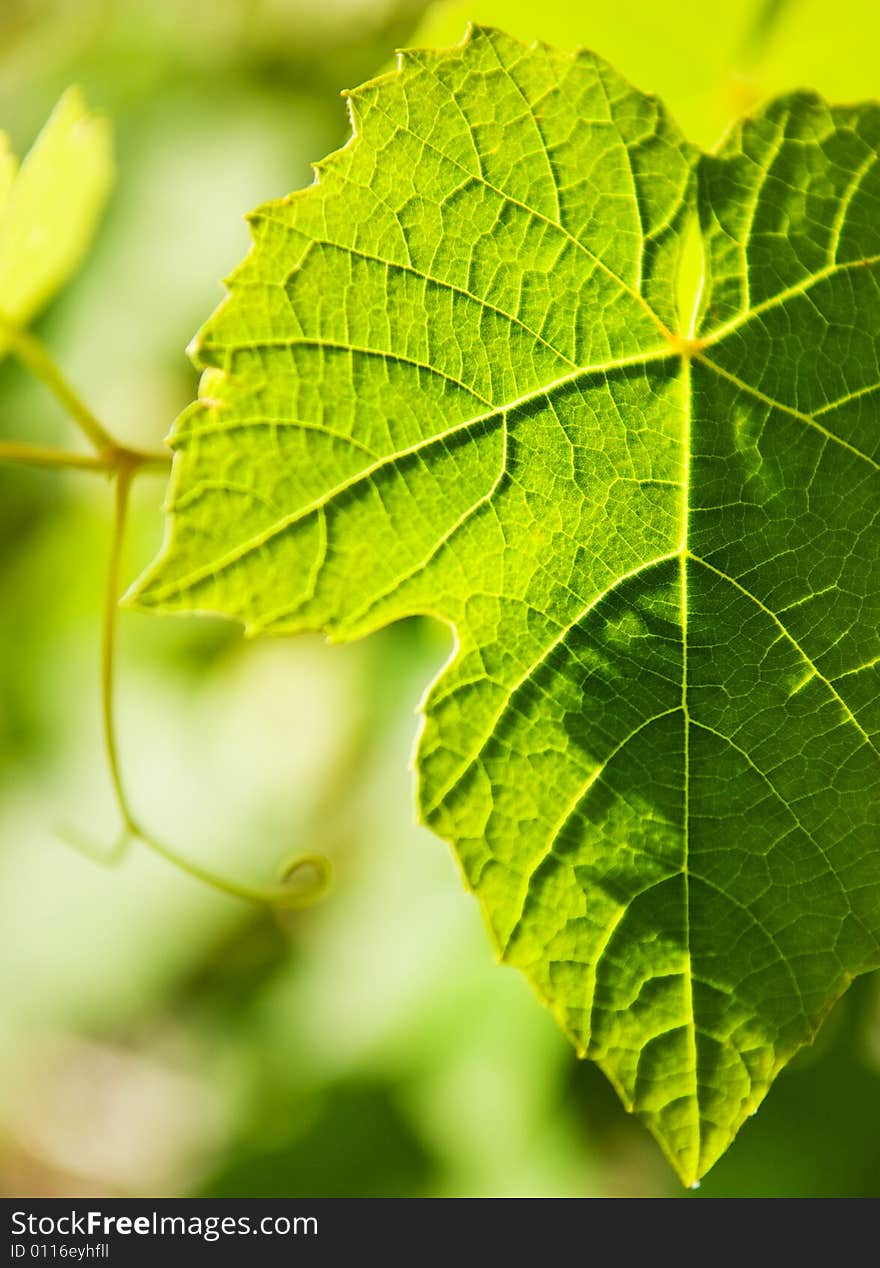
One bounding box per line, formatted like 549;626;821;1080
0;439;115;471
1;325;330;910
1;319;169;471
2;320;115;450
101;460;140;832
0;437;170;475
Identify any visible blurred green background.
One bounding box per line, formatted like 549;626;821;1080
1;0;879;1199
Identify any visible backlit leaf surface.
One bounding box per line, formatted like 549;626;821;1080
131;28;880;1182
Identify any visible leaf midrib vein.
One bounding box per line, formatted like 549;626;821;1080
424;548;681;816
699;253;880;347
148;346;676;604
828;150;880;264
679;352;699;1168
500;705;682;959
695;353;880;471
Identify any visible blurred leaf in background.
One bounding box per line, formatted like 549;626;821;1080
416;0;880;146
0;0;878;1200
0;86;111;348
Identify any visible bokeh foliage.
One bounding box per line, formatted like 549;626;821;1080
0;0;878;1198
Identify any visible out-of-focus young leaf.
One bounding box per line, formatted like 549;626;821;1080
752;0;880;105
129;27;880;1184
0;87;112;349
0;136;16;210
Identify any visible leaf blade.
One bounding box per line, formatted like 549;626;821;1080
128;27;880;1183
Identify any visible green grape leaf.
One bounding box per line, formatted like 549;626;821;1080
0;87;113;347
129;27;880;1184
